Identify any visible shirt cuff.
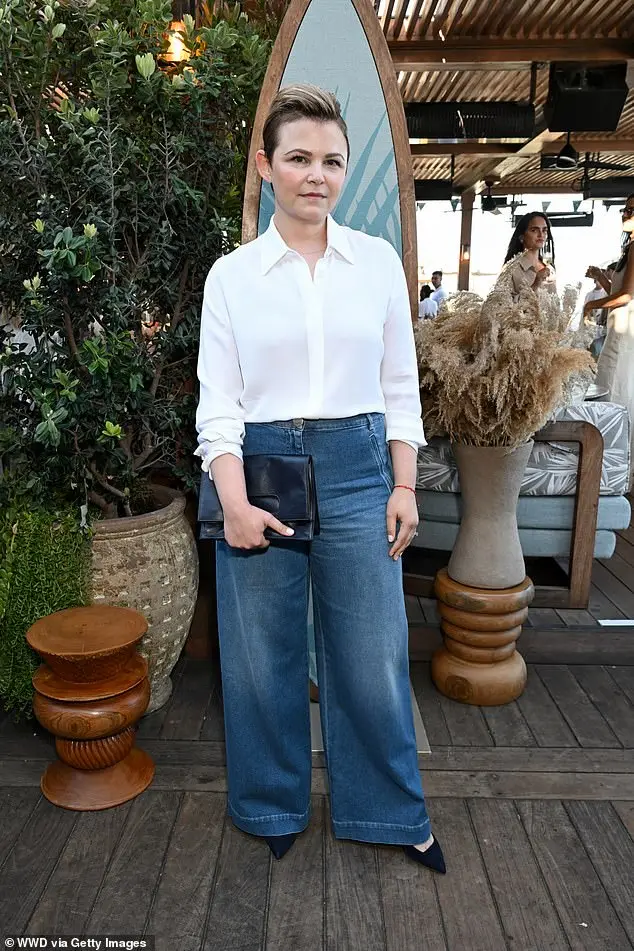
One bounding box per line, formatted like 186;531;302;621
385;411;427;450
194;442;243;474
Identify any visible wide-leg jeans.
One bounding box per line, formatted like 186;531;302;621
216;413;431;845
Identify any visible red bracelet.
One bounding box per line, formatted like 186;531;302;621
394;484;416;493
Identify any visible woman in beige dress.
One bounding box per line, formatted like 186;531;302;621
584;195;634;484
503;211;558;301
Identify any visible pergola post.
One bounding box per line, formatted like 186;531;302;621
458;189;475;291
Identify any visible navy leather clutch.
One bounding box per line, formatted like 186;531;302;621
198;454;319;542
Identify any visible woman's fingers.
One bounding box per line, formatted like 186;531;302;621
265;514;295;538
386;510;397;544
388;521;418;559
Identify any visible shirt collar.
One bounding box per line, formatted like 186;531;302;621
518;251;535;272
259;214;355;275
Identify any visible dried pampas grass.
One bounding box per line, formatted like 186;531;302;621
415;258;595;449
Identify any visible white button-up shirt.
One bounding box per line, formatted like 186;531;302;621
195;215;425;468
429;285;447;305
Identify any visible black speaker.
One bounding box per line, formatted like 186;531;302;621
414;180;453;201
583;177;634;200
545;63;628;132
406;102;535;139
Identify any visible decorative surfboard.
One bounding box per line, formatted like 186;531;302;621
241;0;419;702
242;0;418;318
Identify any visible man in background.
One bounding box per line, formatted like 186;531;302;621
583;275;609;359
418;284;438;319
430;270;447;306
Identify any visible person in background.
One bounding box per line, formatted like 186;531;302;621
583;277;608;358
503;211;557;301
584;194;634;486
429;270;447;306
418;284;438;319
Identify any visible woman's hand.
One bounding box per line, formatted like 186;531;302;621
223;502;294;549
533;264;551;286
586;265;602;281
387;487;419;560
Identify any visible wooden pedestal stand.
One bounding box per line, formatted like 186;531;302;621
27;605;155;810
432;569;534;705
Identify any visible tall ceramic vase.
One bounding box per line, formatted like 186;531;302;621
432;441;535;706
448;441;534;589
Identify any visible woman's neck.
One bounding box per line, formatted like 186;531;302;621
523;248;541;267
273;209;328;253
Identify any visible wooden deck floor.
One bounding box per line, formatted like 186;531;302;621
1;651;633;951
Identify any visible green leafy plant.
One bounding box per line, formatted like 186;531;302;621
0;0;271;517
0;502;91;716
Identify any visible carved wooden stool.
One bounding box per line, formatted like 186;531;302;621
27;605;155;810
432;569;534;706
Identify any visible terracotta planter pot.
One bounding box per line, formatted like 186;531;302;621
90;488;199;712
448;441;534;590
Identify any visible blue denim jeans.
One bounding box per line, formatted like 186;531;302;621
216;414;431;845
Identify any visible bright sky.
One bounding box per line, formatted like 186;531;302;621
416;194;624;302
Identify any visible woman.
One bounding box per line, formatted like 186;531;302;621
418;283;438;319
584;195;634;483
504;211;557;300
196;85;444;872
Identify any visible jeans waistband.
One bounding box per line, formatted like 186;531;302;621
261;413;385;433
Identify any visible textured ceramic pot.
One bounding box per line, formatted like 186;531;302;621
91;489;199;712
447;441;534;590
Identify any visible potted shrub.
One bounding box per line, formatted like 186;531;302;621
0;0;271;710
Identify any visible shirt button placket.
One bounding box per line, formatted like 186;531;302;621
307;262;325;417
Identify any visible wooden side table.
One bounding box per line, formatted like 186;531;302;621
27;605;155;810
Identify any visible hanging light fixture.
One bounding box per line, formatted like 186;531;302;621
556;132;578;170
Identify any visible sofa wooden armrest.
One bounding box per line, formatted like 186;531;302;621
532;420;603;608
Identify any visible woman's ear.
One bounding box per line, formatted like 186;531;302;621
255;149;273;184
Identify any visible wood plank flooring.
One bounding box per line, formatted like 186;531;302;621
1;655;633;951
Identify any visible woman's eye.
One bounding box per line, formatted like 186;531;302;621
291;155;307;163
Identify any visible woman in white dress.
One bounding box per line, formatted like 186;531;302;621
584;195;634;484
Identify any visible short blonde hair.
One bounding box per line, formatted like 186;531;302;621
262;83;350;161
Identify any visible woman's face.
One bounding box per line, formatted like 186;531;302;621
621;196;634;234
256;118;348;225
522;216;549;252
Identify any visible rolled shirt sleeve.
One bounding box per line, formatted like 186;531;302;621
195;260;245;471
380;246;427;450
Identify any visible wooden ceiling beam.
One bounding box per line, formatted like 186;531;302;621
545;138;634;154
489;185;582;194
411;139;634;157
457;126;564;192
389;37;634;69
399;60;530;72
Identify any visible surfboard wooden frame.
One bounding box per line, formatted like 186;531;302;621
241;0;418;320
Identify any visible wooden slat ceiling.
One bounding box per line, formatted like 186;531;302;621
378;0;629;41
377;0;634;191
